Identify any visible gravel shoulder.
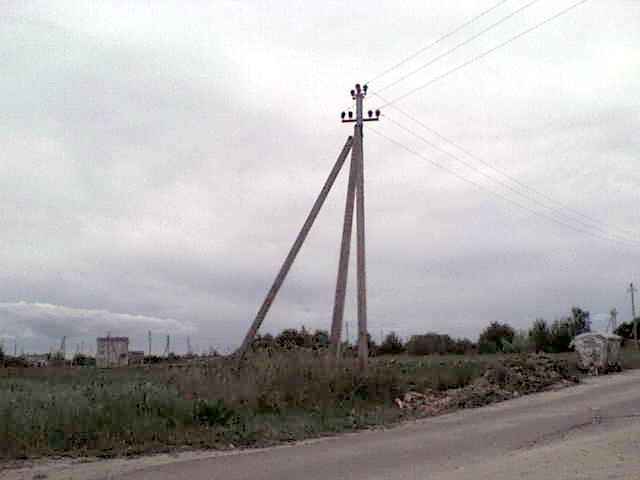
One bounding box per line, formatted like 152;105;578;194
2;370;640;480
434;417;640;480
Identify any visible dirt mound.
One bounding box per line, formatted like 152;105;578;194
395;354;578;414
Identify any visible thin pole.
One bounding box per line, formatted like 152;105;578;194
329;150;358;363
354;90;369;369
629;283;637;344
238;137;354;359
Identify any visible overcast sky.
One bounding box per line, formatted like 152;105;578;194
1;0;639;355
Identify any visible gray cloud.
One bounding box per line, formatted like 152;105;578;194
1;1;639;354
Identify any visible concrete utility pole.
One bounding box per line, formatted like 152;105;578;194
334;83;379;369
629;283;637;343
237;84;379;371
607;308;618;333
164;335;170;357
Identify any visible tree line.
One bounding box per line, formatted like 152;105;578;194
250;306;610;356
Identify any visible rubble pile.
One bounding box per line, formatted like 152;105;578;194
393;390;454;414
394;354;578;415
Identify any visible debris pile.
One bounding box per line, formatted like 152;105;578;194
394;390;453;414
395;354;578;414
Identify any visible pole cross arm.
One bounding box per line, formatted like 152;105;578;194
342;118;380;123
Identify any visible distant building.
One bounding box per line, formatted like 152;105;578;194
96;336;129;368
128;350;145;365
24;354;49;368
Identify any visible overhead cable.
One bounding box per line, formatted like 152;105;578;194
378;0;590;108
365;0;512;85
368;126;636;249
376;95;640;244
375;0;542;95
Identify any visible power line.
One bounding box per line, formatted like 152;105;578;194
366;0;512;85
375;0;542;95
368;125;636;249
378;0;589;108
382;99;640;238
380;106;640;245
382;113;638;245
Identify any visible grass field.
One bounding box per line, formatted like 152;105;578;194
1;347;638;459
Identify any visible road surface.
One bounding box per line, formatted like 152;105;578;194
3;370;640;480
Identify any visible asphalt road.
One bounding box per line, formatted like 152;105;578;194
116;370;640;480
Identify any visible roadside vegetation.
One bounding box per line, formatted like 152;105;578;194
1;306;638;460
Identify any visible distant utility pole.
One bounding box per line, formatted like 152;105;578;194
187;336;193;356
345;321;350;344
629;282;637;344
237;84;380;371
164;335;170;357
607;308;618;333
148;330;152;357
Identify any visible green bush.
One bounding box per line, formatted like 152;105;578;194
377;332;405;355
478;322;515;353
193;400;237;426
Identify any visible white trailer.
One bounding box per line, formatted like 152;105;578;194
570;332;622;375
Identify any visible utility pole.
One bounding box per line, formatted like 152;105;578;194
164;335;170;358
335;83;379;369
629;282;637;344
345;321;350;345
237;84;379;371
608;308;618;333
148;330;152;357
106;332;111;366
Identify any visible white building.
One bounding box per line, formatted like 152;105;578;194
96;336;129;368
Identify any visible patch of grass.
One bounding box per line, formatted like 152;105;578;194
621;345;640;369
0;369;202;458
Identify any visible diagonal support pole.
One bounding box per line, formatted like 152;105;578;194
237;137;354;360
329;147;359;363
